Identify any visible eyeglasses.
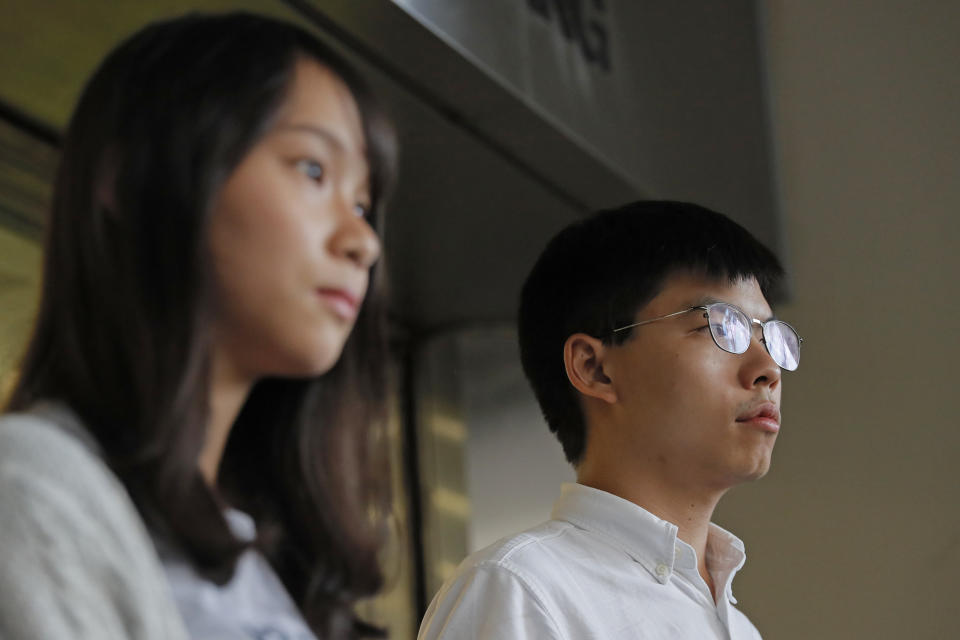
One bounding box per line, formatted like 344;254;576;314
612;302;803;371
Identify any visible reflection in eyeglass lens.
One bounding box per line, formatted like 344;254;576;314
709;305;800;371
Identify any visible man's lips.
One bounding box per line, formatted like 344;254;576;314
317;287;361;320
736;402;781;433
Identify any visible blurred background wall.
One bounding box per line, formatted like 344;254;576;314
458;3;960;638
0;1;957;638
460;3;960;639
716;2;960;637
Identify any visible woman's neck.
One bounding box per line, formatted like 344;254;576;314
199;350;253;486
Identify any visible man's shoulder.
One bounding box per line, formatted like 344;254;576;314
419;521;578;640
440;516;615;603
459;519;580;573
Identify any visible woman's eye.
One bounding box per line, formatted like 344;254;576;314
296;159;324;183
353;202;371;219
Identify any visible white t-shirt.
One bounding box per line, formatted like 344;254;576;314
156;509;316;640
419;483;763;640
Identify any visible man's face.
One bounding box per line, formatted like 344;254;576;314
603;272;782;491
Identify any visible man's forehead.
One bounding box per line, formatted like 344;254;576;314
646;273;774;319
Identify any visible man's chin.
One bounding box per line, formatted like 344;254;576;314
741;458;773;482
719;457;772;487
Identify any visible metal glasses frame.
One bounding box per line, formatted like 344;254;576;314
611;302;803;368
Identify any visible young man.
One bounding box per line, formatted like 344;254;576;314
418;201;801;639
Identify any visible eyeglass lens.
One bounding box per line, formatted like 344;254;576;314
706;303;800;371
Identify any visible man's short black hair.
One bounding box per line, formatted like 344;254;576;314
518;200;785;465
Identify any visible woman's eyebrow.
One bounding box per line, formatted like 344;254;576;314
274;123;345;152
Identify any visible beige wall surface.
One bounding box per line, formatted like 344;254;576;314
715;2;960;638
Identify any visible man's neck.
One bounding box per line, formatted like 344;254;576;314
576;467;725;599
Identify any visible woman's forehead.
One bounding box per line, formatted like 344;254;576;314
279;60;364;138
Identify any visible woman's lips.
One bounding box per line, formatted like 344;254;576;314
317;288;360;320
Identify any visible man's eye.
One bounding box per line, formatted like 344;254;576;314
296;159;324;182
353;203;371;219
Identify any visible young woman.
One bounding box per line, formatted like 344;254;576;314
0;12;397;639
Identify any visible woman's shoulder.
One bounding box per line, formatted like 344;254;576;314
1;401;102;465
0;401;147;542
0;402;189;639
0;401;147;560
0;402;117;506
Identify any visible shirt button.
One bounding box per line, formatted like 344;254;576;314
655;563;670;579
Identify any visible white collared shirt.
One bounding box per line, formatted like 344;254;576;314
418;483;762;639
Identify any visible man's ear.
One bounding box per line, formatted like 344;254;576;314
563;333;618;404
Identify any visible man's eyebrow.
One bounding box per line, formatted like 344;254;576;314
692;295;720;306
690;295;723;309
273;123;344;152
689;296;776;322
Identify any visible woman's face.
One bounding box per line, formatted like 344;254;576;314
208;58;380;381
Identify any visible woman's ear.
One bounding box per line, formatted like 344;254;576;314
563;333;618;404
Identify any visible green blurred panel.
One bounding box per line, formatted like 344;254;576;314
0;117;56;238
0;0;304;130
356;386;419;639
0;117;51;400
0;223;41;401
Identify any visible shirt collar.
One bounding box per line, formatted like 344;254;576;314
705;522;747;604
550;483;747;603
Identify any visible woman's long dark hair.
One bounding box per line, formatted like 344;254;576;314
6;12;397;638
